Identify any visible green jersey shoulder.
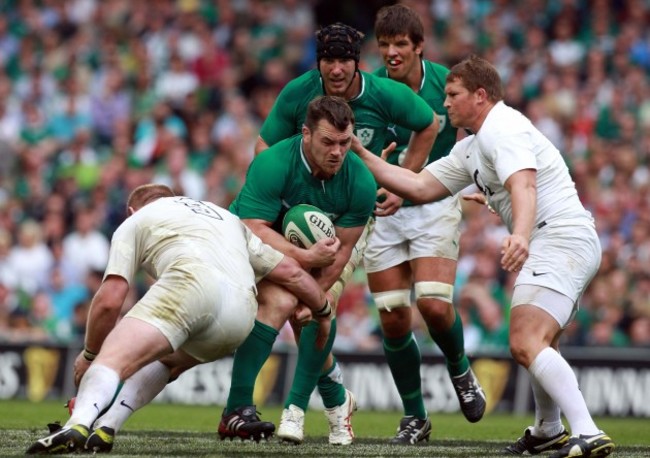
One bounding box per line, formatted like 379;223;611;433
259;71;322;147
230;135;376;230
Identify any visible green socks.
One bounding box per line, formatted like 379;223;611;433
284;318;337;411
384;332;427;419
225;320;278;413
383;311;469;420
317;358;345;408
428;311;469;376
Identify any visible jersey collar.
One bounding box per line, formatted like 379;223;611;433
299;139;313;173
418;59;426;93
348;71;365;101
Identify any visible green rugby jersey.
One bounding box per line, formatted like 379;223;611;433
259;69;434;157
374;59;457;167
230;134;376;231
374;59;458;207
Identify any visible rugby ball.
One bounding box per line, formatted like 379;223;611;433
282;204;335;248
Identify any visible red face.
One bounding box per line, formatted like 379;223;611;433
444;78;477;130
302;119;352;178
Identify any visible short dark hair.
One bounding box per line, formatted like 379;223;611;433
374;4;424;47
316;23;364;63
447;55;504;103
304;96;355;132
126;183;174;212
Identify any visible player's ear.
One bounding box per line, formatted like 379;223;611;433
415;41;423;57
127;206;136;216
302;124;311;141
476;87;488;102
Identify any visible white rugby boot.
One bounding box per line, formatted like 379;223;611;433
277;404;305;444
324;389;357;445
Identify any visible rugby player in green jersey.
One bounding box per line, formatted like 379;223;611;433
365;5;486;445
249;21;439;445
255;25;437;164
217;96;376;444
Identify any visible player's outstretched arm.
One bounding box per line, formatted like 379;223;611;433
402;115;439;171
350;135;450;204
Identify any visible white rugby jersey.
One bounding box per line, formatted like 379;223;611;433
427;102;592;233
105;197;284;290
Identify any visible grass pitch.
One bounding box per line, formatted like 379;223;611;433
2;399;649;456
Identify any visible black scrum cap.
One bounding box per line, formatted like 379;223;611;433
316;23;364;63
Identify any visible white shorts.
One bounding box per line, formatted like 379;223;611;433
513;219;601;327
126;263;257;363
364;195;462;273
511;285;577;328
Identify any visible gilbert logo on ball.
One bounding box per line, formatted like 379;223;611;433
282;204;335;248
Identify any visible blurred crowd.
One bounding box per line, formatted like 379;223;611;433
0;0;649;352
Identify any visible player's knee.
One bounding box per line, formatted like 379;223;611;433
379;306;411;337
510;344;533;368
414;281;455;322
509;333;537;368
414;281;454;304
258;293;299;323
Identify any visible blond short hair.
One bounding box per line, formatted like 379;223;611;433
126;184;175;212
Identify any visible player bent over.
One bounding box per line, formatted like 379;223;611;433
26;184;332;454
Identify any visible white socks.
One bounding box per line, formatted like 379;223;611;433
94;361;171;433
67;364;121;428
529;374;563;437
528;347;599;436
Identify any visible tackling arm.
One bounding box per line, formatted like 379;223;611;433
266;255;330;318
376;116;440;216
243;218;340;270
